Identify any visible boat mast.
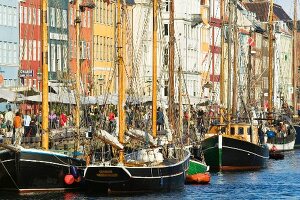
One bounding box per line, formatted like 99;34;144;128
232;0;238;118
219;0;225;107
41;0;49;150
293;0;298;115
227;0;233;120
168;0;175;130
117;0;125;163
268;0;274;119
152;0;158;138
74;0;81;155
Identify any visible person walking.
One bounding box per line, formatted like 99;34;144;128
23;111;31;137
13;112;23;145
5;108;14;134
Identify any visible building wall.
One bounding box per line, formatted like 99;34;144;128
19;0;41;90
48;0;68;82
69;1;93;95
0;0;19;88
93;0;115;96
160;0;202;103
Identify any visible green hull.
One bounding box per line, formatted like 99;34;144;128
187;159;208;175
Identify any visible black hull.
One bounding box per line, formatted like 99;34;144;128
0;147;85;192
294;125;300;149
84;150;190;194
202;135;269;171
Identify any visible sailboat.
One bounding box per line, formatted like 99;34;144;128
263;0;296;151
0;0;86;192
201;0;269;171
83;0;190;194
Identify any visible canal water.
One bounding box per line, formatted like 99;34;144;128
1;150;299;199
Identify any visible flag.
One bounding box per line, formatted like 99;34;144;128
248;37;255;47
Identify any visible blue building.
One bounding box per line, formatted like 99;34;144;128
0;0;19;88
48;0;68;81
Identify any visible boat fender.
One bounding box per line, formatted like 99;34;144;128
64;174;75;185
70;166;79;178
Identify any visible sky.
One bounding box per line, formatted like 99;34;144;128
274;0;299;19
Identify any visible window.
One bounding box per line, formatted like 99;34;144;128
28;7;31;24
13;7;17;27
20;39;23;60
7;7;11;26
50;7;55;27
8;43;13;64
166;0;169;11
87;11;90;28
62;10;67;28
56;9;61;28
24;40;27;60
0;5;3;25
28;40;32;60
38;41;41;61
164;80;168;96
164;24;169;36
32;8;36;25
3;6;7;25
238;127;244;135
51;44;56;71
33;40;36;61
70;7;73;25
100;36;103;60
57;44;61;71
82;11;86;27
62;45;67;71
13;43;18;64
38;9;40;25
230;127;235;135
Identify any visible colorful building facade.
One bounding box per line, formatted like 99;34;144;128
93;0;115;96
69;0;93;95
0;0;19;88
19;0;41;90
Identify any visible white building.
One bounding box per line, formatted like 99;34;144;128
132;0;202;104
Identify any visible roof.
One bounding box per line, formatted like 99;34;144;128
243;1;291;22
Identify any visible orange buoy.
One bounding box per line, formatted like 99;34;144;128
186;173;210;184
64;174;75;185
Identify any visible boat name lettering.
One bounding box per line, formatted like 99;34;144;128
96;170;118;177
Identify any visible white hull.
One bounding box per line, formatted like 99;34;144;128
266;140;295;151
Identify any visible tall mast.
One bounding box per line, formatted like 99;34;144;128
220;0;225;106
293;0;298;115
74;0;81;155
268;0;274;119
152;0;158;138
168;0;175;130
232;0;238;118
41;0;49;150
178;66;183;144
227;0;233;120
117;0;125;163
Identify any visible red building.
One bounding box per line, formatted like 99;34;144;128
19;0;42;91
69;0;93;95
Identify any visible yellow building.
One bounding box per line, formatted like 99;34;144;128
93;0;116;95
93;1;133;96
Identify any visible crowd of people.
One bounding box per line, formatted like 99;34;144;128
0;103;213;145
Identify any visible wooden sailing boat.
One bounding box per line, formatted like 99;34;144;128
0;0;86;192
201;0;269;171
264;0;296;151
83;0;190;194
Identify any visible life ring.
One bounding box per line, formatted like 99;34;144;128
64;174;75;185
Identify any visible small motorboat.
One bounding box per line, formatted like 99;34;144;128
269;151;284;160
185;172;211;184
